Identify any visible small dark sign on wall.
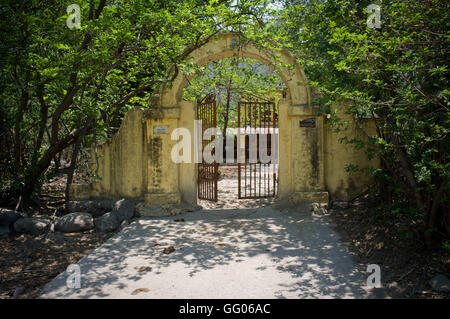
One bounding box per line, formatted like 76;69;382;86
300;118;316;128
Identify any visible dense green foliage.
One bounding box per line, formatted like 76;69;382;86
276;0;449;243
0;0;269;204
184;57;284;131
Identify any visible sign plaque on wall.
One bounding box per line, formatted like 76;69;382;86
300;118;316;128
153;126;169;134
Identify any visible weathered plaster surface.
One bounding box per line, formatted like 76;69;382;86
70;33;378;204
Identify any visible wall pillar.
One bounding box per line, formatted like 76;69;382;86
279;104;329;203
144;107;182;204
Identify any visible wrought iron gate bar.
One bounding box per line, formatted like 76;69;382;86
197;94;218;202
237;100;278;199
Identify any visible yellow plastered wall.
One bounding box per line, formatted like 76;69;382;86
78;106;192;204
90;107;147;199
146;118;178;195
324;105;379;201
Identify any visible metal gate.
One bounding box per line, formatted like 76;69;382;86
197;94;218;202
237;101;278;199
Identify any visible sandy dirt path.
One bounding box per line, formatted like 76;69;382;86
39;204;374;299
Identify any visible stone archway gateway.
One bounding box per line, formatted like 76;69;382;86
70;33;378;206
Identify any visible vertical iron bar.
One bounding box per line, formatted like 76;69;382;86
264;102;267;197
254;102;256;198
214;99;218;201
273;101;276;197
238;102;241;199
259;102;261;198
210;101;212;200
203;101;205;199
244;102;247;198
248;102;251;198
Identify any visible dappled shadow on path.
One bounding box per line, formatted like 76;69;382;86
39;207;376;299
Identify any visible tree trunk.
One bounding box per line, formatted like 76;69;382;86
447;210;450;239
65;138;82;201
22;121;93;201
14;87;29;173
222;80;233;161
223;86;231;138
54;152;62;175
425;179;448;246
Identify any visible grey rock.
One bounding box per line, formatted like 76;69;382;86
0;226;11;237
14;218;51;235
314;207;328;216
429;274;450;292
12;285;24;299
67;200;114;217
113;199;135;223
311;203;328;216
0;209;23;228
94;212;120;232
66;200;90;212
170;208;182;215
331;201;349;209
135;203;169;217
55;212;94;233
119;220;129;231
